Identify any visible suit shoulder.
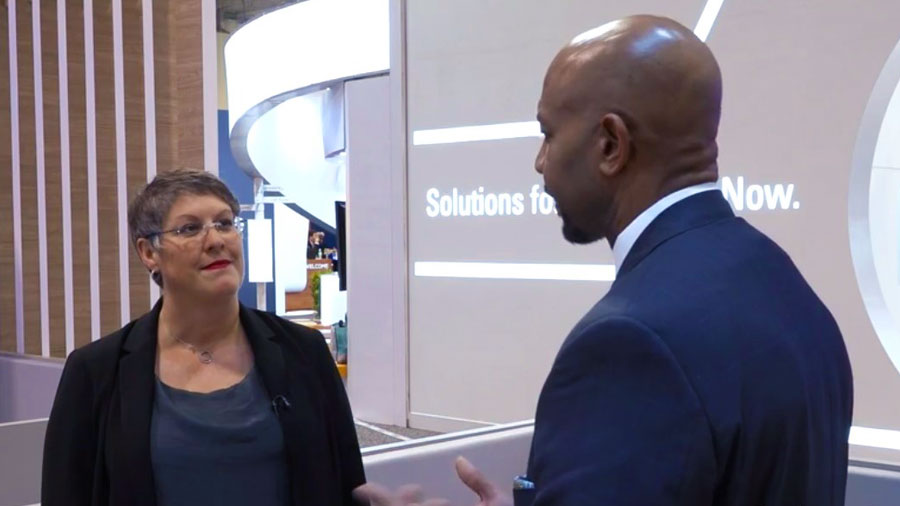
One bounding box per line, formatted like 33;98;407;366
562;313;667;358
55;323;133;404
247;310;339;382
65;324;131;372
247;308;327;348
573;300;653;336
570;313;653;336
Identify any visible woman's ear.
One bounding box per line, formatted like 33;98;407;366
135;237;159;274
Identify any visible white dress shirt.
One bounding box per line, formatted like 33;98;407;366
612;182;721;272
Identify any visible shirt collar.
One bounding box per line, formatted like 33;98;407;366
612;182;720;272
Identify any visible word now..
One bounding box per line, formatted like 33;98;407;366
720;176;800;211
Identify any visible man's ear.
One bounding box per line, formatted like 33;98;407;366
596;113;631;177
135;237;159;274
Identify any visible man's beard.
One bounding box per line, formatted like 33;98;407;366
547;185;608;245
560;211;598;244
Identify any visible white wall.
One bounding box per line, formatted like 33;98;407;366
346;74;407;425
273;203;310;316
0;353;63;424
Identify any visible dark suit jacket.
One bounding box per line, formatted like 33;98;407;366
42;300;365;506
520;191;853;505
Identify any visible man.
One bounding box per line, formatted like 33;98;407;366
307;230;324;260
357;14;853;506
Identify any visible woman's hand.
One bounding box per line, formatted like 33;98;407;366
353;482;449;506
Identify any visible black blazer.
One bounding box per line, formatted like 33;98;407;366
42;301;365;506
520;191;853;505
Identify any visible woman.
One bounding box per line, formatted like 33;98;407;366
42;170;365;506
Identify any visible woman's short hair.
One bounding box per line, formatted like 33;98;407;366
127;169;241;286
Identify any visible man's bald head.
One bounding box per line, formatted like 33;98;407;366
550;15;721;167
535;15;722;245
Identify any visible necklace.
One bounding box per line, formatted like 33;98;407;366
171;334;215;365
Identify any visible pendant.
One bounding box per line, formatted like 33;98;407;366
198;351;213;364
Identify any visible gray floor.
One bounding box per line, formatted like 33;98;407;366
355;421;442;447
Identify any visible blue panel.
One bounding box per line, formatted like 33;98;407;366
218;109;255;205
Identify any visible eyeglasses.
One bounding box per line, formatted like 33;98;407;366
146;216;245;241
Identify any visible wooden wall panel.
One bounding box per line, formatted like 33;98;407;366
17;0;40;355
124;0;148;318
0;1;14;353
68;0;91;349
41;0;66;357
1;0;211;355
173;1;203;170
93;0;120;336
153;0;173;173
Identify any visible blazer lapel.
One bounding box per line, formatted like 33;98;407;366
115;299;161;504
616;190;735;279
240;305;329;505
240;304;286;402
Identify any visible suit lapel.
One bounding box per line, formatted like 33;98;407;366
240;305;286;402
617;191;735;279
115;299;162;504
241;305;329;505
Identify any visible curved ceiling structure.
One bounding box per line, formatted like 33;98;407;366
224;0;389;228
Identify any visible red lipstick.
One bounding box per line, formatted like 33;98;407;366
202;260;231;270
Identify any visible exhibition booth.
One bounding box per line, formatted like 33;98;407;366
4;0;900;504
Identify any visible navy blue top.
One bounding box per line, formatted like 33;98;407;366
151;368;291;506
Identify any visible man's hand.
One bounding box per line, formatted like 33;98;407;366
353;482;450;506
352;456;511;506
455;457;512;506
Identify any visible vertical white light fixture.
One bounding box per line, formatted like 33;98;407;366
58;0;76;355
247;218;274;283
32;0;50;356
694;0;726;42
